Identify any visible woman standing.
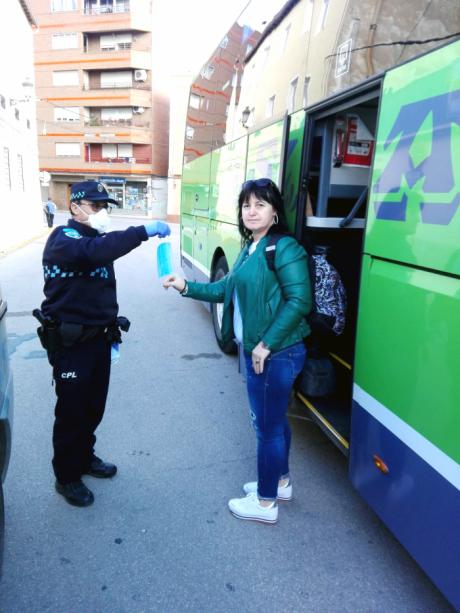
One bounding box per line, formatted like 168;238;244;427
163;179;311;523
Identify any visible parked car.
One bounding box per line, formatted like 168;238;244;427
0;283;13;573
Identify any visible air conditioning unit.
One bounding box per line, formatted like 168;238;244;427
132;106;145;114
134;69;147;82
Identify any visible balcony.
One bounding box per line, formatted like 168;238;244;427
85;118;150;128
89;157;150;164
84;1;130;15
83;126;151;144
81;1;150;32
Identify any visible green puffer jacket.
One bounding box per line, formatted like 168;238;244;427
185;235;312;353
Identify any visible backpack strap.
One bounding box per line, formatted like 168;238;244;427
264;233;283;272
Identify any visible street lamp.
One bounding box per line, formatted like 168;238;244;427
241;106;251;128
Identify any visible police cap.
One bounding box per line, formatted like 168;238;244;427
70;180;119;205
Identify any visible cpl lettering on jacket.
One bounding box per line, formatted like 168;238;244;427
61;371;77;379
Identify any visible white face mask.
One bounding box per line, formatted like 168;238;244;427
76;204;111;234
88;207;111;234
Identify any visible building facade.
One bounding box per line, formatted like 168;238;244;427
30;0;169;217
0;0;43;253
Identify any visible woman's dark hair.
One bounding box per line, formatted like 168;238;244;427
237;178;290;242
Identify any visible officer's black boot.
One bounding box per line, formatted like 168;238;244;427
55;479;94;507
85;456;117;479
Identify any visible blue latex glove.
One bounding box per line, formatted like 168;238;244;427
144;221;171;238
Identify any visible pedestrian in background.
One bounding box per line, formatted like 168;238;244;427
44;197;57;227
163;178;311;524
35;180;171;507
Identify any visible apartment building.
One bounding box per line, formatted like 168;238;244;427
30;0;169;216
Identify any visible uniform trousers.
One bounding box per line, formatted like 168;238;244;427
52;334;111;484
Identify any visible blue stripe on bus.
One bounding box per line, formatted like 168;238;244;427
349;400;460;610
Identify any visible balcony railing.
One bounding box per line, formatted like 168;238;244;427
84;2;130;15
83;83;150;91
85;157;152;164
85;118;150;128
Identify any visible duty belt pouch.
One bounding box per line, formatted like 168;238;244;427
59;322;84;347
36;325;61;366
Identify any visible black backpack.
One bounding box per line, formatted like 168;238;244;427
264;234;347;337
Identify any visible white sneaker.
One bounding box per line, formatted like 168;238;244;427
228;492;278;524
243;480;293;501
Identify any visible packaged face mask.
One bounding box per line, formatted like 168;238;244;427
88;207;111;234
157;241;173;278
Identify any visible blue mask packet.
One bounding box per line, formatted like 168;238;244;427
157;241;173;278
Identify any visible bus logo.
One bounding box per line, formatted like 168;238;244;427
373;90;460;225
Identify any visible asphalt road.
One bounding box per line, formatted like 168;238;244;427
0;214;453;612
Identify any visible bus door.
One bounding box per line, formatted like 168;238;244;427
295;82;381;455
349;41;460;609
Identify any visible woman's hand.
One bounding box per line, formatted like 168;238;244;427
162;274;186;292
251;341;271;374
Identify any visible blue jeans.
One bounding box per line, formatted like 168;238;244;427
244;342;306;500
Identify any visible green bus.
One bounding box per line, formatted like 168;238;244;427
180;1;460;606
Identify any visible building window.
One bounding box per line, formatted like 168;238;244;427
302;76;311;107
303;0;314;32
266;96;275;118
185;126;195;140
100;32;132;51
17;155;25;191
14;108;20;121
100;70;132;88
117;143;133;158
100;107;133;122
53;70;79;86
56;142;80;156
318;0;330;32
52;33;78;49
282;24;291;54
189;93;203;110
53;106;80;122
102;143;117;158
84;0;129;15
0;95;5;109
101;143;133;159
219;36;229;49
2;147;11;190
287;77;298;113
51;0;77;11
200;64;215;80
27;119;31;129
262;46;270;69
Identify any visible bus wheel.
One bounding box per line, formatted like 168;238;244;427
211;256;237;354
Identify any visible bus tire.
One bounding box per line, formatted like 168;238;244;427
211;256;237;354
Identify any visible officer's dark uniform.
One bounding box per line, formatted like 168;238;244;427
40;212;149;489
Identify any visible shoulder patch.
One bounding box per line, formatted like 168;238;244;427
62;228;82;240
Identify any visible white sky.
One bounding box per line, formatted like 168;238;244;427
152;0;250;79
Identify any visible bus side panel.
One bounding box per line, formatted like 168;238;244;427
180;213;194;278
350;402;460;609
351;255;460;608
181;153;213;281
366;40;460;277
209;138;247;225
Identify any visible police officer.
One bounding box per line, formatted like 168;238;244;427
38;180;170;507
